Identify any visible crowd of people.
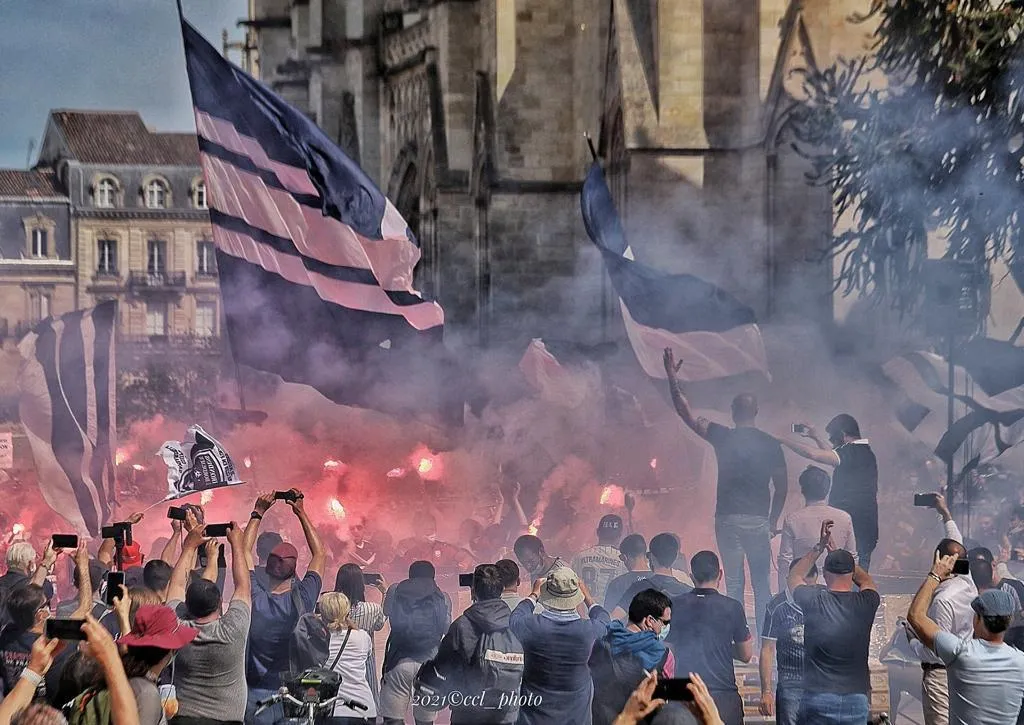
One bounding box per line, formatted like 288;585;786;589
0;346;1023;725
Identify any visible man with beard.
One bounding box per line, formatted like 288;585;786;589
242;490;326;725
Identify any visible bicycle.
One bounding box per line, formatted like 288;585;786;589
254;669;369;725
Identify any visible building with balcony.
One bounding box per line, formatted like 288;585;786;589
33;110;221;358
0;169;74;346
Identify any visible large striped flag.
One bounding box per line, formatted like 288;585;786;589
18;302;117;536
580;163;769;382
883;351;1024;469
179;18;457;421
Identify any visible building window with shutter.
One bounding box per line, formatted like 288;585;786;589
30;228;47;258
145;303;167;336
196;240;217;276
97;239;118;274
147;239;167;276
195;301;216;337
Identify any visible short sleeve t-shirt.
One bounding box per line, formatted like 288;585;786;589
247;571;323;688
762;592;804;686
168;599;252;721
605;572;650;611
792;585;879;694
571;546;626;605
0;629;40;698
705;423;786;518
934;632;1024;725
829;442;879;548
667;588;751;693
617;575;693;614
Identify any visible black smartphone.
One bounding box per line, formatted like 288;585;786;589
459;573;474;588
274;491;300;502
204;523;233;537
104;572;125;607
652;678;694;702
792;423;810;436
363;573;383;586
198;544;227;569
101;522;133;545
954;558;970;576
52;534;79;549
167;507;188;521
46;618;87;641
914;493;939;507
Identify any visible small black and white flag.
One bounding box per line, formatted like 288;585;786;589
159;424;243;500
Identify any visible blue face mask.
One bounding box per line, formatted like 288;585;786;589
657;623;671;641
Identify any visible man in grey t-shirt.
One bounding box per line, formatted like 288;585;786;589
165;514;252;724
909;555;1024;725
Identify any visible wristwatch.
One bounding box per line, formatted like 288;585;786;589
250;511;263;521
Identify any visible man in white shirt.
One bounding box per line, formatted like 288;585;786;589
571;514;627;605
909;558;1024;725
906;494;976;725
777;466;856;591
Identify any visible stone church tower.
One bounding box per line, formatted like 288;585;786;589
243;0;873;349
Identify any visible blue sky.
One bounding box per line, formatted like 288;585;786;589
0;0;248;167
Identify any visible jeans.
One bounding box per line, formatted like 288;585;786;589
245;687;283;725
776;684;803;725
859;545;874;573
715;514;772;635
798;691;868;725
708;689;745;725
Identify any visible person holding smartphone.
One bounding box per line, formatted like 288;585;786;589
902;497;976;725
335;563;388;713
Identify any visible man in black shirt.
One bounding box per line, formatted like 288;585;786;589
789;522;879;725
664;349;787;633
781;413;879;570
610;533;692;619
667;550;753;725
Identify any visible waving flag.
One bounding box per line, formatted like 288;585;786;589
18;302;117;535
179;18;458;421
580;163;768;382
883;351;1024;468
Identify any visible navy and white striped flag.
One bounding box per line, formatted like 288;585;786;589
180;19;457;420
580;163;769;381
18;302;117;536
883;351;1024;467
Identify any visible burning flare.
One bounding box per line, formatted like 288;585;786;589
329;498;346;519
650;458;658;470
600;484;626;508
115;449;127;466
243;457;252;469
11;524;24;536
386;467;406;478
131;464;145;472
200;491;214;506
417;458;433;475
323;459;342;470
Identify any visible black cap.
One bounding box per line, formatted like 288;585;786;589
823;550;855;575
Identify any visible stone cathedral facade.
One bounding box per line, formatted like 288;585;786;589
241;0;876;350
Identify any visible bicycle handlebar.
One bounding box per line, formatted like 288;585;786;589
253;689;369;717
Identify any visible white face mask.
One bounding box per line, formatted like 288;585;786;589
657;622;671;641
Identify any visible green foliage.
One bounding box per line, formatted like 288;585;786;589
791;0;1024;321
117;361;218;428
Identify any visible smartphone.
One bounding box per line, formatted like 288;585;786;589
204;523;233;537
104;572;126;607
914;493;939;507
167;506;188;521
198;544;227;569
274;491;300;502
953;558;970;576
52;534;79;549
46;618;87;641
363;573;383;586
652;678;694;702
459;573;474;588
101;522;133;545
792;423;810;436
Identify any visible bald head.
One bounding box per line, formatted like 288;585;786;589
731;394;758;425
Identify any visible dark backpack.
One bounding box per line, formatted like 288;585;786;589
390;588;448;647
289;613;331;673
466;626;524;722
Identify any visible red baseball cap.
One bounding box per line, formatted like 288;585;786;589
118;605;197;650
120;542;144;568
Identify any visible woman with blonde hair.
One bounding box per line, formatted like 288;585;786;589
318;592;376;724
